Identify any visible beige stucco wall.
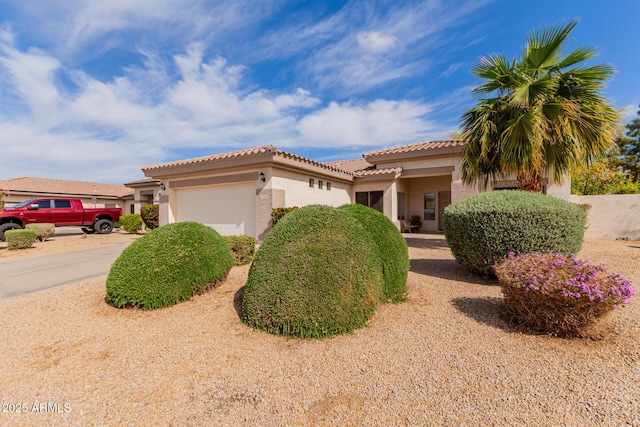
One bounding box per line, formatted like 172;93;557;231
570;194;640;240
271;168;351;208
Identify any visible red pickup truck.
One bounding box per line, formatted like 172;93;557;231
0;198;123;241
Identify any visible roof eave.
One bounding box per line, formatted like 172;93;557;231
364;145;464;164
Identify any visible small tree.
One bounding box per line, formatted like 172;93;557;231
0;190;7;209
616;105;640;182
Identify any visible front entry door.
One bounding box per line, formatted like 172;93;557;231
438;191;451;231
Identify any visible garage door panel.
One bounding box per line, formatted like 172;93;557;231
175;184;256;237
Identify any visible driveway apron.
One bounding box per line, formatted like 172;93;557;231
0;242;131;301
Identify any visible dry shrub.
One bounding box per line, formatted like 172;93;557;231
495;253;634;337
25;223;55;242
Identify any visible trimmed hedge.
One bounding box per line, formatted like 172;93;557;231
26;223;55;242
140;204;159;229
106;222;234;310
224;235;256;266
120;214;143;234
5;229;36;250
242;205;383;338
339;203;409;302
443;190;585;276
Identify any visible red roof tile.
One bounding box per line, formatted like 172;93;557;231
364;140;467;160
323;158;374;173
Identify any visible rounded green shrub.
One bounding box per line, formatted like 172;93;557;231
119;214;143;234
5;229;36;250
339;203;409;302
106;222;234;310
242;205;383;338
443;190;585;276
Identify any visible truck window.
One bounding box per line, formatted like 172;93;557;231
36;200;52;208
53;200;72;208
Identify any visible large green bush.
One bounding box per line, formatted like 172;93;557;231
5;229;36;250
242;205;383;338
443;190;585;276
106;222;234;310
339;203;409;302
119;214;143;234
25;223;55;242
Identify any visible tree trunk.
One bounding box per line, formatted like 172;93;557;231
516;171;543;193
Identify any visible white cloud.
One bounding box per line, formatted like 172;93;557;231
297;99;435;147
0;38;62;125
441;62;467;78
357;31;397;53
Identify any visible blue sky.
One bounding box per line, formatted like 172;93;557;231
1;0;639;184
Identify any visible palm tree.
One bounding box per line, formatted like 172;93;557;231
460;20;620;192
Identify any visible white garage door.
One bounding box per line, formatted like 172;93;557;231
175;183;256;237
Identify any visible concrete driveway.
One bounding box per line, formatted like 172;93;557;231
0;241;132;301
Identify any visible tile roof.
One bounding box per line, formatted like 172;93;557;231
142;146;279;171
323;158;374;173
364;140;467;159
353;167;403;177
143;145;352;175
0;177;134;198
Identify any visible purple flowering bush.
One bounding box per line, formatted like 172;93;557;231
495;252;634;337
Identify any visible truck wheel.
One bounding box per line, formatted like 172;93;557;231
0;223;23;242
81;227;96;234
94;219;114;234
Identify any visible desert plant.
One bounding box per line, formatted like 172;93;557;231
106;222;234;310
271;206;298;226
5;229;36;250
242;205;383;338
340;203;409;302
119;214;143;234
25;223;55;242
140;204;159;229
460;20;618;192
443;190;585;276
495;252;634;337
224;235;256;266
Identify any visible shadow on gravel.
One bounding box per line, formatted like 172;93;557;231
233;286;245;320
451;297;512;332
410;258;497;286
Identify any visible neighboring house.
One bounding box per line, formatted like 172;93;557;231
0;177;135;212
141;141;571;241
122;177;163;215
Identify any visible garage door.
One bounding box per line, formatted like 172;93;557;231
175;183;256;237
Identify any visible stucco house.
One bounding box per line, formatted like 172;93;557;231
0;177;135;212
140;140;570;241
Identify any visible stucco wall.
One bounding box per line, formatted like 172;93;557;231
570;194;640;241
271;169;351;207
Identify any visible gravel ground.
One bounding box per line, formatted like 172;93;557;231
0;235;638;426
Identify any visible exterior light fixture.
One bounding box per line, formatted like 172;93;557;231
259;172;266;182
160;182;166;191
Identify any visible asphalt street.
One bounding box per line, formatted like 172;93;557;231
0;241;131;301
